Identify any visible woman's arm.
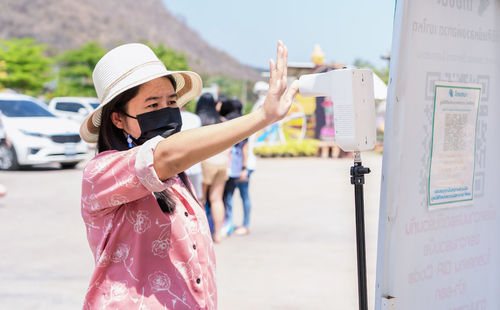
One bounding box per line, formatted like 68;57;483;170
153;41;298;181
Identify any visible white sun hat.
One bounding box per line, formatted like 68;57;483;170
79;43;202;143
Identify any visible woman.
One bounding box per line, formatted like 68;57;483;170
220;98;254;236
80;42;297;309
219;98;243;236
194;93;229;243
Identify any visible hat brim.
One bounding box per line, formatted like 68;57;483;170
80;68;202;143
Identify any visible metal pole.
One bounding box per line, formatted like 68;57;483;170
351;152;370;310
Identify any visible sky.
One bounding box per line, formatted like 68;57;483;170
162;0;396;70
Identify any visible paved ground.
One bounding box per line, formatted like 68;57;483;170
0;152;382;310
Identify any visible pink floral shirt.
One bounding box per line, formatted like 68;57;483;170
81;137;216;309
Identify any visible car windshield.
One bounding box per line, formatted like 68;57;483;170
0;100;55;117
90;102;100;109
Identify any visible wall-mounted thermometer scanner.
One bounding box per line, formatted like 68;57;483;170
298;68;376;152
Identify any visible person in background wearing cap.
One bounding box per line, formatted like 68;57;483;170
79;41;298;309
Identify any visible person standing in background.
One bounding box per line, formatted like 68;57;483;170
221;98;254;236
234;98;255;236
219;98;244;236
180;105;203;200
234;114;256;236
195;93;230;243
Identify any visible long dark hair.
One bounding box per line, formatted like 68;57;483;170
96;76;195;214
195;93;221;126
97;85;140;153
218;95;235;118
220;97;243;120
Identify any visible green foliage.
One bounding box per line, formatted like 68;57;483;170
147;43;189;71
52;42;106;98
242;100;255;115
182;100;197;113
0;38;53;95
254;139;319;157
0;37;257;114
203;75;242;99
201;74;257;114
146;42;194;110
52;42;188;99
353;58;389;84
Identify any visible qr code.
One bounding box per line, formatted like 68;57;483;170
443;113;467;151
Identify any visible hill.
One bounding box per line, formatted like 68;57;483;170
0;0;260;80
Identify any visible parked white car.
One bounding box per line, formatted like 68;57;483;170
47;96;100;123
0;93;89;170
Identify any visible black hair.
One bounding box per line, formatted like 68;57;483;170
96;75;196;214
221;97;244;121
97;85;140;153
195;93;221;126
97;75;178;153
231;98;243;115
218;95;235;118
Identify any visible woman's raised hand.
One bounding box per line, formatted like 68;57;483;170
261;41;299;124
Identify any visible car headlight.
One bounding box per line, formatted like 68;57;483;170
19;129;49;139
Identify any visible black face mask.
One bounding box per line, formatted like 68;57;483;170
125;107;182;146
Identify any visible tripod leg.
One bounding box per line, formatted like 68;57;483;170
354;183;368;310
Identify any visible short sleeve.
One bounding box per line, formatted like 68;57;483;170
135;136;169;192
81;136;170;216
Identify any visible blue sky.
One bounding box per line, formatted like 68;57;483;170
162;0;396;70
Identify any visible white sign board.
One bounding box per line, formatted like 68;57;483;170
375;1;500;309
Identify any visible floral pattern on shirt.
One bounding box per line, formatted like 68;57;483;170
81;137;216;310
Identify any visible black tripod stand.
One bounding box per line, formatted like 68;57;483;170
350;152;371;310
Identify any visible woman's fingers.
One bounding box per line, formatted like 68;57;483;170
269;58;276;85
283;80;299;103
260;41;299;123
283;45;288;82
276;41;284;79
269;40;290;96
280;45;288;92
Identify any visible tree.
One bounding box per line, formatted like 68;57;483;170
53;42;106;97
353;58;389;84
147;43;189;71
147;43;197;112
0;38;53;95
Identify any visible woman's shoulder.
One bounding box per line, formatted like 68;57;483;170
87;150;118;165
83;149;138;176
93;150;118;159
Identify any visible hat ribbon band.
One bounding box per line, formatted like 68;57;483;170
100;60;164;102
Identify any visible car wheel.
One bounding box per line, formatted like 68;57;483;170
0;143;19;170
60;162;80;169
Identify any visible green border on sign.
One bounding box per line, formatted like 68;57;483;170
427;84;481;207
